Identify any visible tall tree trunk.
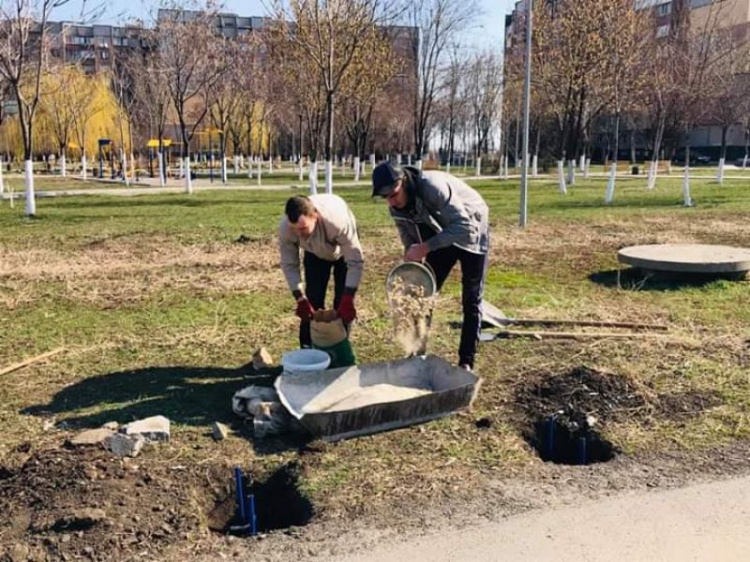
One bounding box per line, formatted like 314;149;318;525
716;125;727;185
682;127;692;207
325;91;334;194
605;112;621;204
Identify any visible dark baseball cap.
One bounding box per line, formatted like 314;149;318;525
371;162;402;197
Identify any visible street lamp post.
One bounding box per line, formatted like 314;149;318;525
519;0;533;228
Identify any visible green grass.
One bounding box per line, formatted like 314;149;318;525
0;174;749;519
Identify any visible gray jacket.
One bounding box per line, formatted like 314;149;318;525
279;194;364;294
390;169;489;255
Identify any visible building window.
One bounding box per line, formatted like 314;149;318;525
656;24;670;38
657;2;671;16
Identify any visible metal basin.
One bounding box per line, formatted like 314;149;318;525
275;355;480;442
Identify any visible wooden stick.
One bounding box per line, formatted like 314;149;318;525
494;330;666;341
503;318;669;331
0;347;66;377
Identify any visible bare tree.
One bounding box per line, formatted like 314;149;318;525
466;49;502;176
671;0;736;206
156;1;224;194
341;26;401;181
270;0;396;193
602;0;649;204
39;63;79;178
533;0;611;190
128;28;171;186
0;0;75;215
409;0;477;169
707;40;750;184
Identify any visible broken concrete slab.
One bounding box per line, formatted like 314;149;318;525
211;422;229;441
68;428;116;447
104;433;145;458
101;421;119;431
252;347;274;370
122;415;170;442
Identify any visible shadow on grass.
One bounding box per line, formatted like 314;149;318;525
21;363;309;454
589;267;747;291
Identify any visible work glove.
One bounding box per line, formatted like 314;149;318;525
337;294;357;324
295;296;315;322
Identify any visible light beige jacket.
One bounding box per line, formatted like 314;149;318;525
278;194;364;294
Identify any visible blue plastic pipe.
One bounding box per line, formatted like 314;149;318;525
248;494;257;536
234;467;246;525
578;436;587;465
546;417;555;460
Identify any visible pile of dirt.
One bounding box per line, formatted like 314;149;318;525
514;366;654;464
513;366;725;465
0;447;210;560
515;366;654;426
0;447;313;561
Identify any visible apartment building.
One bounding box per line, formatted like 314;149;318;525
46;22;146;74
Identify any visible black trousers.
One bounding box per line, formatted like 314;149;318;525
300;252;347;348
426;246;488;368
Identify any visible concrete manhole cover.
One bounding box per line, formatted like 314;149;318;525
618;244;750;275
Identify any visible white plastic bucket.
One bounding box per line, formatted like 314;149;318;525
282;349;331;374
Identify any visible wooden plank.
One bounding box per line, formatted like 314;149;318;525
0;347;66;377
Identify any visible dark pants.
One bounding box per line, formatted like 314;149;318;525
426;246;488;368
300;252;347;348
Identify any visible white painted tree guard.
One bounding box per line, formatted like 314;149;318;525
25;160;36;216
682;166;692;207
557;161;567;194
309;161;318;195
184;156;192;193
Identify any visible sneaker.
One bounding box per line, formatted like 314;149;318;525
459;363;473;372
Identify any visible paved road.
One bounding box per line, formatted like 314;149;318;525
328;476;750;562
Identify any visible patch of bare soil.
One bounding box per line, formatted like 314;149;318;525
514;366;654;464
513;366;725;465
0;447;313;562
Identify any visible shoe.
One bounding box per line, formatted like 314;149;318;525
459;363;473;372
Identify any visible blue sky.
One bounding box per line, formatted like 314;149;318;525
56;0;517;50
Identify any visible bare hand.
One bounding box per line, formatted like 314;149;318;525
404;243;429;263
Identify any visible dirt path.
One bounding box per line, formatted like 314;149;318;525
324;475;750;562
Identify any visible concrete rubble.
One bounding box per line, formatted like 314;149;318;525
252;347;274;370
104;433;145;458
211;422;230;441
68;428;116;447
122;415;170;442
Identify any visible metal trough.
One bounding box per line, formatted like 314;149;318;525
275;355;480;442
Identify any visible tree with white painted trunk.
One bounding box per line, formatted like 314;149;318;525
341;25;400;184
466;49;502;180
671;0;735;206
410;0;477;171
157;2;223;194
40;65;84;179
531;0;610;190
707;41;750;186
270;0;396;194
205;36;246;186
128;31;171;187
435;45;467;176
602;0;648;205
0;0;91;215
